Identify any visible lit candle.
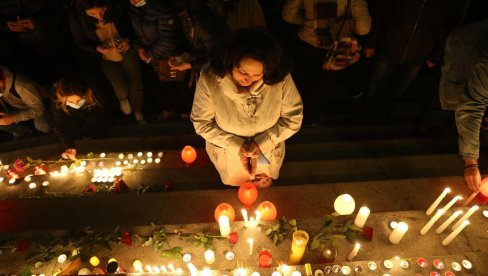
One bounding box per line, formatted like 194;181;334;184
152;266;160;273
42;181;49;186
347;243;360;261
182;253;192;263
100;152;106;158
147;158;153;163
238;182;258;206
158;152;164;157
214;203;236;222
204;250;215;264
442;220;470;246
168;263;175;272
133;260;143;272
127;154;134;160
452;205;479;230
289;230;309;265
389;221;408;244
218;215;231;237
353;206;370;228
426;188;451;215
420;209;445;235
436;210;463;234
145;265;153;273
28;182;36;189
334;194;355;215
441;196;462;213
257;201;277;221
248;238;254;255
160;265;167;272
57;254;67;263
255;210;261;225
155;158;161;164
241;209;249;226
118;153;124;159
137;152;143;157
24;175;32;182
147;152;153;157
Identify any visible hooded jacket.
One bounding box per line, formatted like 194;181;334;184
0;65;45;123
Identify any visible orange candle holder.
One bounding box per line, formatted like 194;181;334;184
257;201;277;221
238;182;258;206
181;145;197;165
214;203;235;222
258;250;273;268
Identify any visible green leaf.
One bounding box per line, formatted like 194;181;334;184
193;241;201;247
264;228;273;236
272;234;278;244
289;219;297;226
200;237;208;243
347;225;361;231
309;238;321;251
26;156;33;162
272;224;280;231
87;152;94;159
323;215;333;222
20;268;31;276
333;234;346;239
35;262;44;268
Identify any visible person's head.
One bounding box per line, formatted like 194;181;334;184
54;78;98;113
210;28;290;86
77;0;109;22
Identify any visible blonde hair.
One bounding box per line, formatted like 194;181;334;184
53;78;98;113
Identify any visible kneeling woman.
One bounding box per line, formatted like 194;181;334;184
52;78;106;160
191;28;303;187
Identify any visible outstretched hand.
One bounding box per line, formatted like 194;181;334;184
464;166;481;192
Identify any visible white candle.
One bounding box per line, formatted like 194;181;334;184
155;158;161;164
204;249;215;264
218;215;231;237
452;205;479;230
187;263;198;276
389;222;408;244
118;153;124;159
242;209;248;226
160;265;167;272
441;196;463;213
420;209;445;235
248;238;254;255
353;206;370;228
255;210;261;225
426;188;451;215
436;210;463;234
347;243;360;261
442;220;470;246
100;152;106;158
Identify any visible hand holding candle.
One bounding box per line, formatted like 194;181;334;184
426;188;450;215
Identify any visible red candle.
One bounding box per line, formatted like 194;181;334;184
181;146;197;165
258;250;272;268
257;201;277;221
237;182;258;206
477;178;488;203
417;258;429;268
445;271;455;276
214;203;235;222
433;259;445;270
430;272;441;276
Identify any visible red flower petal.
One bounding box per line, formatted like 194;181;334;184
16;240;29;252
120;231;132;246
227;232;238;244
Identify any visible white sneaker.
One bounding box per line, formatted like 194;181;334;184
119;99;132;115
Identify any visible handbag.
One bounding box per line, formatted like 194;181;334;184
323;0;361;71
157;59;186;81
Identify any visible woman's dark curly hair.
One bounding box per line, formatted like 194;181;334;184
209;28;291;85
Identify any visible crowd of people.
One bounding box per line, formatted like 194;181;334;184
1;0;487;190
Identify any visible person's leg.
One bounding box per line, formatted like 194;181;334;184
121;49;144;118
100;59;131;114
365;53;398;102
387;58;425;102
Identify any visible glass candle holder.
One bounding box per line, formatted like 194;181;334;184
289;230;309;265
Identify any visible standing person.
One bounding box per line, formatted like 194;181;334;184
69;0;146;124
191;28;303;187
52;78;107;160
0;65;51;139
282;0;371;126
210;0;266;31
128;0;189;121
363;0;469;116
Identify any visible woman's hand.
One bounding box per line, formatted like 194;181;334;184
116;40;130;52
96;46;111;55
238;140;261;179
168;58;191;72
464;166;481;192
61;148;77;160
137;48;151;63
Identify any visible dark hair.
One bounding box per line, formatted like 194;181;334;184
73;0;116;30
209;28;290;85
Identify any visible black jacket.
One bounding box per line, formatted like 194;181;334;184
129;0;184;59
366;0;469;64
69;0;137;56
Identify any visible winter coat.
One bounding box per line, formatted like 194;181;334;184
282;0;371;49
365;0;469;64
129;0;183;60
0;65;44;123
191;66;303;185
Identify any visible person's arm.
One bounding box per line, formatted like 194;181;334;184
282;0;304;25
455;52;488;191
253;74;303;154
191;73;246;156
69;12;99;54
11;81;45;122
351;0;372;36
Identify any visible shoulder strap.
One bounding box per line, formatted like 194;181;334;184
332;0;352;41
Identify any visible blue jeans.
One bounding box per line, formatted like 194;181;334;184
366;53;425;106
